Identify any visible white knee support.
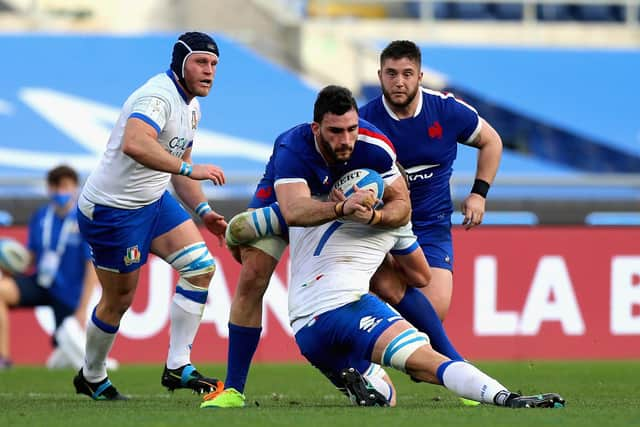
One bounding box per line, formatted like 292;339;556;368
381;328;429;373
165;242;216;278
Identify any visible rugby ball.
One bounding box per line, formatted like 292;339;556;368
332;168;384;200
0;238;31;275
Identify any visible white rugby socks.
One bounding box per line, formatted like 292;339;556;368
167;288;206;369
439;361;511;405
83;310;118;382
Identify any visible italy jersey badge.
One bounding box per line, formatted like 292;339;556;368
124;245;141;266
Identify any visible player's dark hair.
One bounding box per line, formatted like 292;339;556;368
313;85;358;123
47;165;78;186
380;40;421;67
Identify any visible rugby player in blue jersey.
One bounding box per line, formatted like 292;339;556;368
360;40;503;324
203;85;462;408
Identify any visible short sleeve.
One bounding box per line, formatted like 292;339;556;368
442;95;481;143
273;146;311;187
389;222;420;255
129;95;171;135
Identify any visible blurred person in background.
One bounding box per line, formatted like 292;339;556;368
0;165;96;370
74;32;227;400
360;40;503;324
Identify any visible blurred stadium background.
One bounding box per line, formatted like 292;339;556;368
0;0;639;365
1;0;639;225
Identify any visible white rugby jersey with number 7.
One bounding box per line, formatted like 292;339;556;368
288;221;419;333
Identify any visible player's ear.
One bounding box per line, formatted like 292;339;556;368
311;121;320;136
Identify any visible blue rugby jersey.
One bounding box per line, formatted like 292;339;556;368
269;118;399;195
360;88;480;224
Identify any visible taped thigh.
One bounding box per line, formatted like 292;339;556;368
247;236;287;261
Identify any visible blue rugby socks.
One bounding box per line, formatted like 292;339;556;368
224;323;262;393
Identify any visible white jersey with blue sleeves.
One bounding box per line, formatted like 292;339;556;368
288;221;419;333
81;71;200;210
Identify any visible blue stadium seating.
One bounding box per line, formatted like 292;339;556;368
403;1;631;22
574;4;624;21
537;4;573;20
451;2;494;19
433;2;454;18
492;3;523;20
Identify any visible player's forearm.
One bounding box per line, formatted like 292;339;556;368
394;249;431;288
476;143;501;185
377;199;411;227
172;174;208;211
280;198;340;226
374;177;411;227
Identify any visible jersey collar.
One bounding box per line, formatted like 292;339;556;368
313;134;330;165
165;69;189;104
381;88;423;121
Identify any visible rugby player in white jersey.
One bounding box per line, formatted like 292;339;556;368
287;170;566;408
74;32;226;400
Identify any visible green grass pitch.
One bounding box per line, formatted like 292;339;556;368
1;361;639;427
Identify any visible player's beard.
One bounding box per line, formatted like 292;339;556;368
317;132;353;164
382;84;419;110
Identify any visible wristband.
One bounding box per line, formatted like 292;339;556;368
195;202;213;217
367;209;381;225
471;179;490;198
179;161;193;177
334;201;345;218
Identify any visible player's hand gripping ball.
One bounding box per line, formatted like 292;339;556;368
332;168;384;208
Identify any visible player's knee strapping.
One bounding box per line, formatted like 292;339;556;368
165;242;215;314
381;328;429;372
226;202;288;246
